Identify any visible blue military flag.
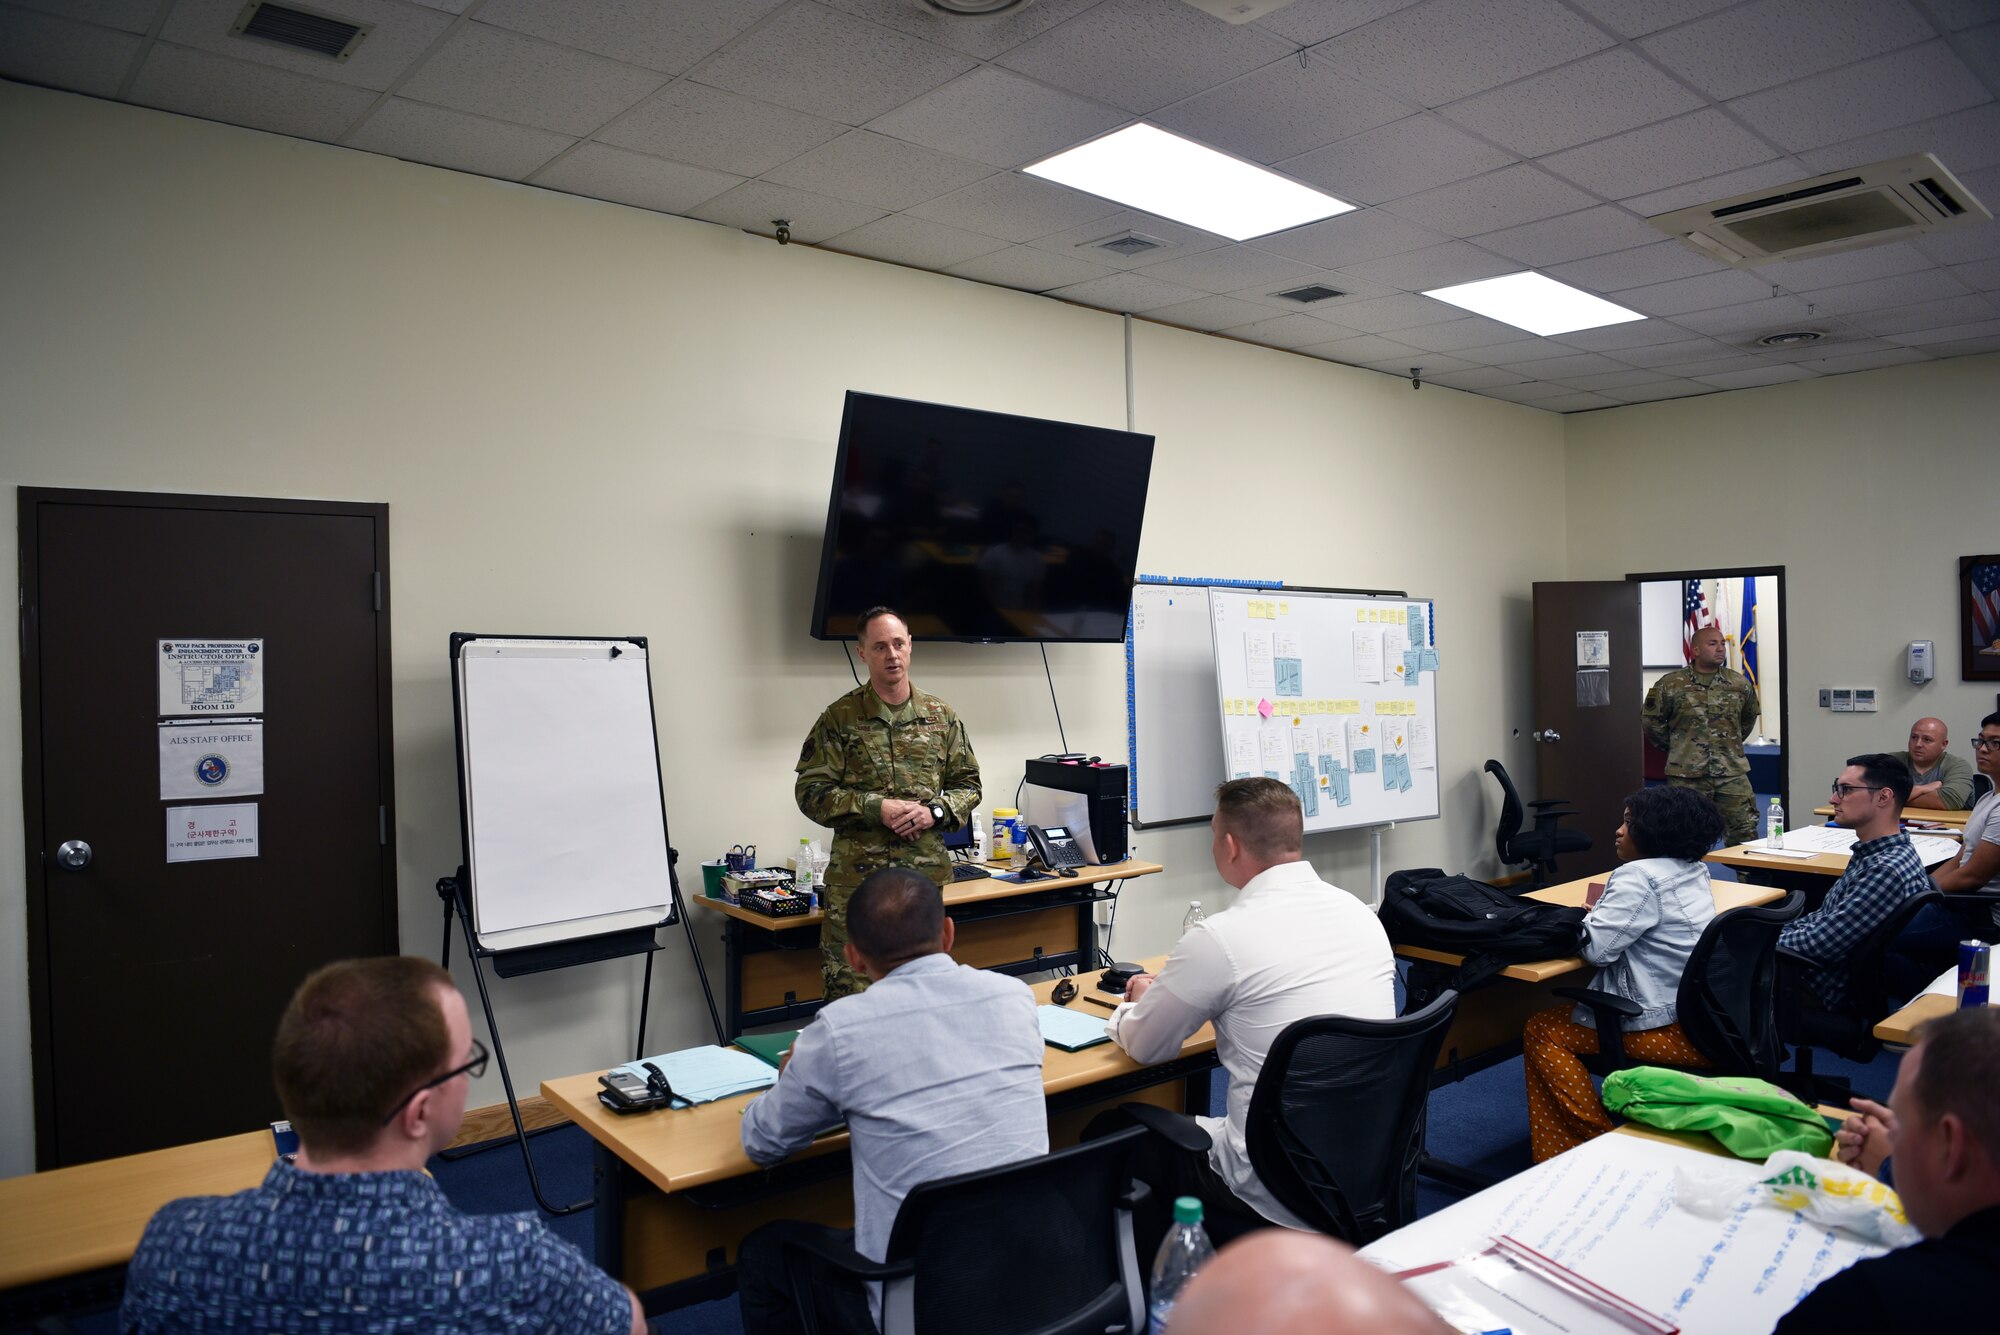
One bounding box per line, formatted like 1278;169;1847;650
1739;576;1759;698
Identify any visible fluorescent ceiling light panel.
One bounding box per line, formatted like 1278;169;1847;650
1024;123;1353;241
1423;271;1645;336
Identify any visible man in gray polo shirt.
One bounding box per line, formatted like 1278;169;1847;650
1896;716;1974;809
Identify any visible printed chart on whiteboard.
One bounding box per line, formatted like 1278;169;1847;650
1209;588;1441;834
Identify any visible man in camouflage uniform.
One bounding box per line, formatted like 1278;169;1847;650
796;608;981;1000
1643;622;1761;845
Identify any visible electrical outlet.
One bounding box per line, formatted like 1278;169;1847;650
1854;687;1877;712
1819;687;1832;709
1832;688;1854;713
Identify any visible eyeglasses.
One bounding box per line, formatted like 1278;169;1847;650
1830;782;1886;798
1971;737;2000;752
381;1037;488;1125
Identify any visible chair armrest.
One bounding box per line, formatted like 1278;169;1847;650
1552;987;1640;1067
1530;808;1581;824
1775;946;1818;968
1526;798;1567;809
1117;1102;1212;1155
782;1230;915;1283
1119;1179;1153;1212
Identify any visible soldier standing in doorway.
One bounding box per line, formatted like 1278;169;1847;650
1644;622;1761;845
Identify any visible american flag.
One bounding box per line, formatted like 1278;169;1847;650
1682;579;1715;661
1973;561;2000;646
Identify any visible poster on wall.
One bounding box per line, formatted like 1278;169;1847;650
158;720;265;799
158;639;264;715
165;802;259;863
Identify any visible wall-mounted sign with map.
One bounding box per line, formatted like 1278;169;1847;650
158;638;264;716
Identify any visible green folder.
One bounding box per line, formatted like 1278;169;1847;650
733;1030;800;1069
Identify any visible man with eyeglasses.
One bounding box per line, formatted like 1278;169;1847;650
1777;754;1934;1010
1895;716;1974;810
123;956;645;1334
1933;712;2000;911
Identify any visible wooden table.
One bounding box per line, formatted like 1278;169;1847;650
0;1130;272;1323
543;956;1212;1312
1705;837;1959;902
1874;992;1956;1044
1812;804;1971;827
692;859;1162;1037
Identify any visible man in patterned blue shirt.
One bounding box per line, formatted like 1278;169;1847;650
122;956;646;1334
1778;754;1931;1012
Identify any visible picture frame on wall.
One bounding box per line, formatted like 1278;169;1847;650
1961;554;2000;682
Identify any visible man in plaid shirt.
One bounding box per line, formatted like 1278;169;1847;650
1779;754;1932;1011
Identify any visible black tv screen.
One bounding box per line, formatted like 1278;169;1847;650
810;392;1155;642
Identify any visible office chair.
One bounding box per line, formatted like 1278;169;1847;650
1776;889;1943;1103
782;1125;1151;1335
1972;771;1994;803
1555;892;1804;1084
1484;759;1592;887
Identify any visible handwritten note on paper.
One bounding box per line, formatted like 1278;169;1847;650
1260;726;1289;777
1228;732;1257;779
1421;646;1440;672
1403;648;1425;683
1327;765;1352;806
1292;755;1319;817
1245;631;1275;693
1407;604;1426;643
1319;721;1348;770
1353;626;1385;683
1275;658;1303;697
1411;719;1436;769
1383;624;1410;681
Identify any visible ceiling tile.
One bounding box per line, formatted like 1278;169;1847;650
1303;292;1463;333
1639;0;1934;101
1926;0;2000;29
763;130;991;213
399;23;666;137
475;0;787;75
1277;115;1512;206
1151;50;1415;166
685;179;884;244
1023;210;1228;269
1533;391;1622;411
1672;353;1784;376
1540;109;1777;202
1545;240;1725;292
1471;205;1664;267
1619;159;1812;218
1747;240;1937;290
824;213;1010;270
1391;316;1541;352
1666;295;1816;336
1617;268;1776;316
1793;345;1931;373
1133;246;1320;295
1950;257;2000;291
1048;269;1214;314
601;81;844;177
866;66;1126;170
1365;353;1475;376
1694;364;1820;388
1917;211;2000;263
1251;0;1425;46
1439;49;1704;158
1905;333;2000;355
1248;210;1446;270
1312;0;1613;106
1215;271;1404;312
1565;0;1741;40
903;172;1124;243
1800;267;1973;315
0;6;141;99
1146;294;1297;332
1613;336;1741;366
129;43;377;143
688;3;974;125
943;245;1116;293
1295;332;1426;364
1480;379;1580;402
161;0;453;92
1422;365;1539;389
1491;350;1628;377
819;0;1100;61
1549;319;1697;351
1726;42;1988;154
9;0;164;35
529;142;742;215
1553;369;1687;391
1846;293;2000;335
996;0;1291;116
1230;314;1369;349
1335;240;1520;290
1381;164;1598;237
1884;316;2000;345
1797;105;2000;177
1607;381;1712;403
1450;337;1572;364
348;99;574;179
1946;18;2000;82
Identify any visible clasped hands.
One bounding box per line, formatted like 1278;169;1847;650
1833;1096;1895;1178
879;798;936;842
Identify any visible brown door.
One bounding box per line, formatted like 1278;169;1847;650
19;489;397;1168
1531;581;1644;864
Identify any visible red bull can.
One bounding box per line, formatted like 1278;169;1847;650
1960;941;1991;1010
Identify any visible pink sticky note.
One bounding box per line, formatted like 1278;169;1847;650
1258;698;1273;718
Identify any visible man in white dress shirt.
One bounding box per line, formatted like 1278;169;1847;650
1104;777;1397;1250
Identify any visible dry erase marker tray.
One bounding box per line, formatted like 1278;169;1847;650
739;887;810;918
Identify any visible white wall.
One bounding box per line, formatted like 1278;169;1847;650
0;85;1570;1176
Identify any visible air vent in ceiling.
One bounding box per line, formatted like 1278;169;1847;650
1648;153;1989;267
231;1;372;62
1085;230;1173;257
921;0;1033;14
1270;283;1345;304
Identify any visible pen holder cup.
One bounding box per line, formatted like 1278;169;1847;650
701;860;729;897
725;848;756;873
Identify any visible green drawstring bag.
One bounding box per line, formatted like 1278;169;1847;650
1600;1066;1834;1160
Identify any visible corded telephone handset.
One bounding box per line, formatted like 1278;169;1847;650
1026;823;1086;874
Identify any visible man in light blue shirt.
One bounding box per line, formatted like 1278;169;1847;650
737;867;1047;1335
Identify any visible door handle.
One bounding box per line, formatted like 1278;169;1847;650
56;839;93;870
1532;729;1562;743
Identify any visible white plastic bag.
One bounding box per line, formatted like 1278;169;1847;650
1674;1150;1919;1248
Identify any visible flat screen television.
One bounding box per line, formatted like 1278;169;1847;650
809;392;1155;642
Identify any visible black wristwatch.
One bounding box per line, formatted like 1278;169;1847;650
928;800;948;825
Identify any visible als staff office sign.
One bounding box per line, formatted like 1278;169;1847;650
158;638;264;715
158;719;265;799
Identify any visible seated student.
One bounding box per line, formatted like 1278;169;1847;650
1170;1230;1450;1335
1932;712;2000;911
1895;716;1974;810
1777;1007;2000;1330
123;956;645;1335
1521;785;1723;1162
1778;754;1935;1008
736;868;1046;1335
1098;777;1396;1252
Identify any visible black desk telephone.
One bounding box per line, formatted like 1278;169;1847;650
1025;823;1087;873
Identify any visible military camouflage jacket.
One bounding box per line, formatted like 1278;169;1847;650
1643;666;1758;778
794;684;981;879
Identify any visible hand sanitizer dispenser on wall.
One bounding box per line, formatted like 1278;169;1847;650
1907;640;1935;685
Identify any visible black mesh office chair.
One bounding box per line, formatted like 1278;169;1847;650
782;1125;1150;1335
1556;893;1804;1084
1777;889;1943;1102
1972;772;1995;803
1485;759;1592;887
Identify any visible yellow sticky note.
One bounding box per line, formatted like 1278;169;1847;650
1356;609;1367;623
1279;602;1289;616
1334;699;1359;714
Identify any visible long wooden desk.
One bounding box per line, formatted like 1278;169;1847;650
0;1130;272;1323
542;957;1212;1312
1705;836;1960;905
1811;804;1971;827
693;859;1163;1037
1874;992;1954;1044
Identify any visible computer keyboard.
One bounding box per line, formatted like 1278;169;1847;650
950;863;992;881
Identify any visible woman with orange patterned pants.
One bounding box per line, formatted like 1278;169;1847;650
1524;785;1723;1162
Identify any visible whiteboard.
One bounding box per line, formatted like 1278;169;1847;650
453;636;675;952
1210;589;1441;834
1127;580;1281;826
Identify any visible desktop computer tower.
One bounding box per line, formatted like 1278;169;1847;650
1023;757;1129;864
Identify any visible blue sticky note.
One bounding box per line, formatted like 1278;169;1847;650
1328;766;1351;807
1275;658;1303;697
1353;748;1376;774
1403;649;1424;683
1421;648;1440;671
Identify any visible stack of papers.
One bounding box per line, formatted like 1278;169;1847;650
1749;826;1961;865
1038;1004;1111;1052
613;1045;777;1107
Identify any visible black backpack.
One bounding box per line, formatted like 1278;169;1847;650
1381;868;1586;996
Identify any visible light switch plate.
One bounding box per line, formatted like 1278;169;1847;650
1819;687;1832;708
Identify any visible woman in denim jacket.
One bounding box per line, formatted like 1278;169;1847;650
1522;785;1724;1161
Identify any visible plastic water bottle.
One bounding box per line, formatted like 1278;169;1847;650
1766;798;1785;849
794;838;816;897
1182;901;1205;932
1147;1196;1214;1334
